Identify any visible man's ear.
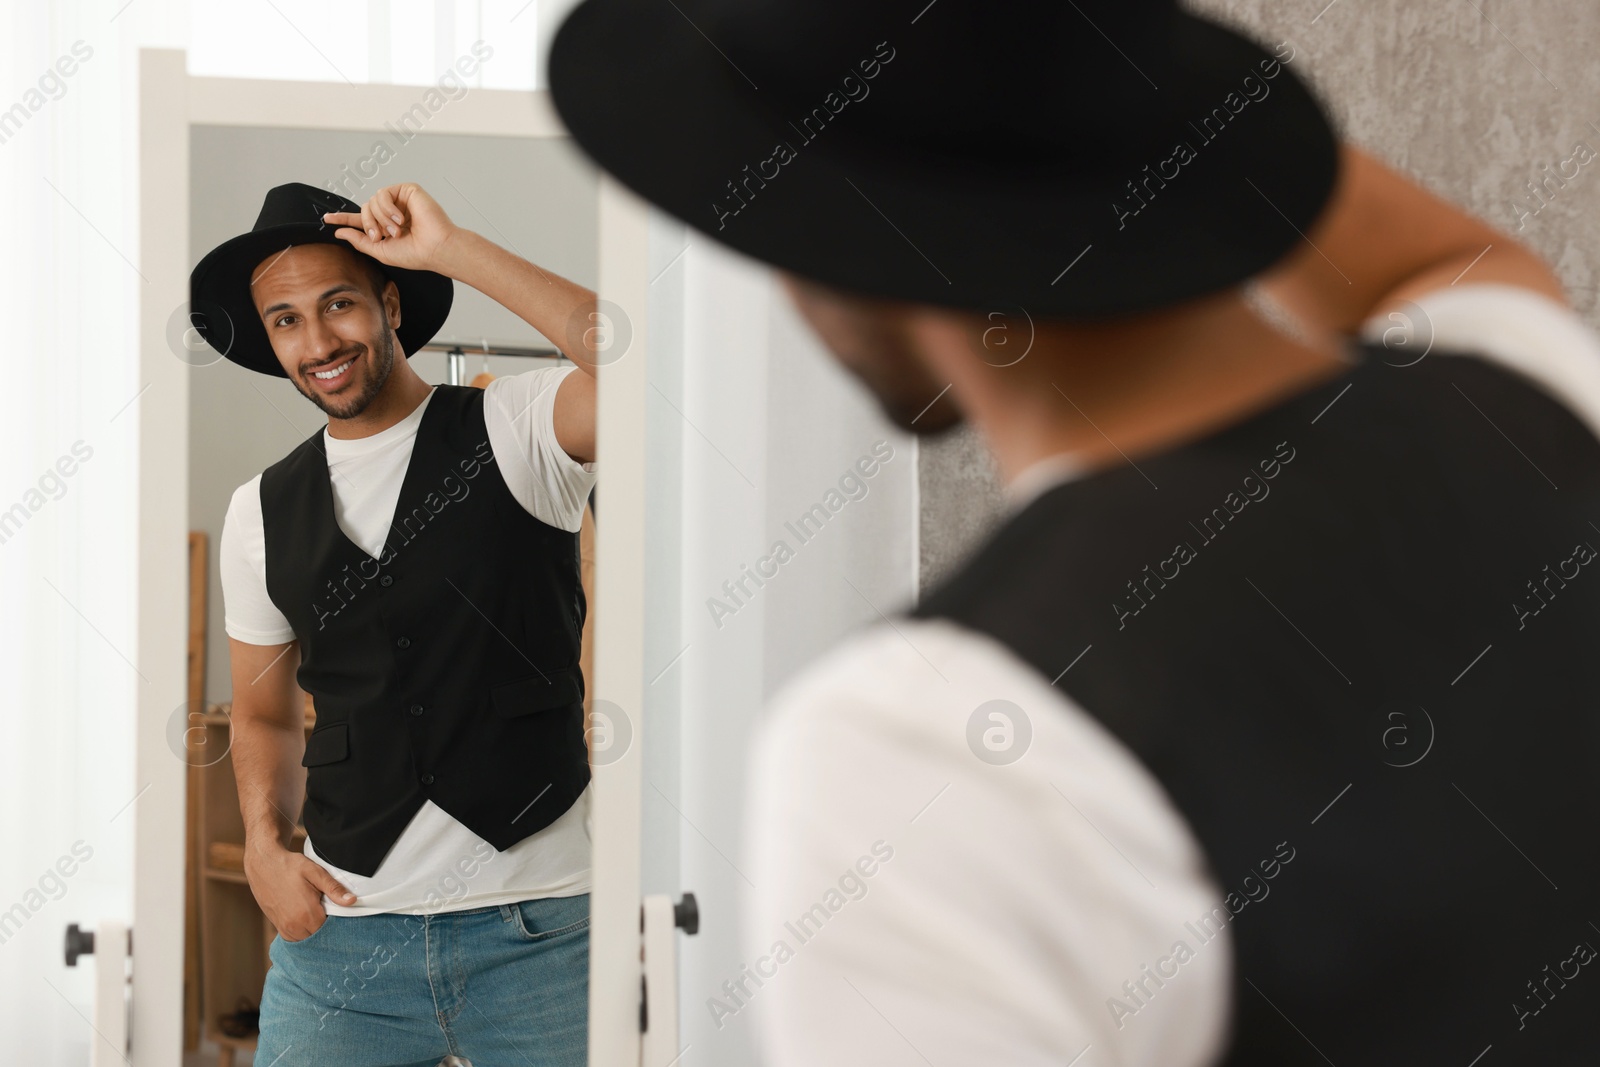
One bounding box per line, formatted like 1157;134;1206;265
383;280;402;331
903;304;992;382
775;271;817;314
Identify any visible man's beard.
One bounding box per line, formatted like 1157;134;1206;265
296;328;396;419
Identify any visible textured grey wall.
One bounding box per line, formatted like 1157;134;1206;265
918;0;1600;592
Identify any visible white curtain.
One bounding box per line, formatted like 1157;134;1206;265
0;0;182;1060
0;1;570;1060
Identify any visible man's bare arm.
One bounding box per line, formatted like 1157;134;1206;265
1255;142;1570;338
229;637;305;849
436;230;598;463
551;363;596;466
435;229;601;378
228;637;356;938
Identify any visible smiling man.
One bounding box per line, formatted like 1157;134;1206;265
549;1;1600;1064
192;181;598;1066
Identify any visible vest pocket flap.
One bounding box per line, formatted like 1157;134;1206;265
492;667;583;717
301;723;350;767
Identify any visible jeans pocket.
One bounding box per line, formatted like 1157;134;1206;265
510;895;591;943
279;913;335;946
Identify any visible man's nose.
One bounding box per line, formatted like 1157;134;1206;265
304;318;345;364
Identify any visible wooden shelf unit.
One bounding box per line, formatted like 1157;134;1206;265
191;695;314;1066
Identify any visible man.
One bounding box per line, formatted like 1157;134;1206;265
548;1;1600;1063
193;180;598;1066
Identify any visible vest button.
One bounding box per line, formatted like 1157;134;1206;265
409;704;424;716
396;636;411;648
380;574;394;587
420;773;434;785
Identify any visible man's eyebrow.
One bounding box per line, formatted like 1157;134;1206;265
260;284;363;319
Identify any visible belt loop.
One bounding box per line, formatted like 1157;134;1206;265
498;903;515;922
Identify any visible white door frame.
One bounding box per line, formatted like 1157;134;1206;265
135;49;648;1065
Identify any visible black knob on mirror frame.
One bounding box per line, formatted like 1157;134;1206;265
64;923;95;967
674;892;699;936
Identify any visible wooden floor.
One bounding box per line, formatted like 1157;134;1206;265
181;1036;222;1067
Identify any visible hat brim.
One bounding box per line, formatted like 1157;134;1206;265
190;224;454;377
549;4;1339;319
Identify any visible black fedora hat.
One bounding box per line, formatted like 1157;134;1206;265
189;183;454;377
548;0;1340;319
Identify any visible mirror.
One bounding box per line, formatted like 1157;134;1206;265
180;105;603;1065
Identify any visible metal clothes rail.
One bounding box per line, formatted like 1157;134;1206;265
416;341;566;385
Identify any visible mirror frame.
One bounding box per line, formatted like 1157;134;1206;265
135;48;648;1064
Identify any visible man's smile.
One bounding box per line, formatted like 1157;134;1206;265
308;352;360;389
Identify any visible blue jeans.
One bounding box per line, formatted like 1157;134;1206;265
253;894;588;1067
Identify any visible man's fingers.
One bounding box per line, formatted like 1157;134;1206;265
375;186;403;232
320;192;406;241
301;858;357;903
360;199;381;242
330;226;376;256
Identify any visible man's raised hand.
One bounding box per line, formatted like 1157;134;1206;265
322;183;460;274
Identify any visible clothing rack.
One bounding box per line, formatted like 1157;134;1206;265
417;341;566;386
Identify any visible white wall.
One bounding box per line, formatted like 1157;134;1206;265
645;235;917;1064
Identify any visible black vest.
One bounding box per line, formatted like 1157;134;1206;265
260;385;590;877
911;342;1600;1065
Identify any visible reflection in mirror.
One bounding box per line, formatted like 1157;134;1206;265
185;124;599;1066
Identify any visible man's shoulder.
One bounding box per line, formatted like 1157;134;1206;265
765;616;953;709
224;472;265;521
759;615;1051;752
481;365;573;416
1361;280;1600;439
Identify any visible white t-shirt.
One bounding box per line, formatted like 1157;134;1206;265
740;284;1600;1065
220;365;597;915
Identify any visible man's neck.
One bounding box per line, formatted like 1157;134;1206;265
949;292;1353;489
325;362;435;441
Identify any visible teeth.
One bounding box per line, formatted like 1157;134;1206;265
314;358;354;380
